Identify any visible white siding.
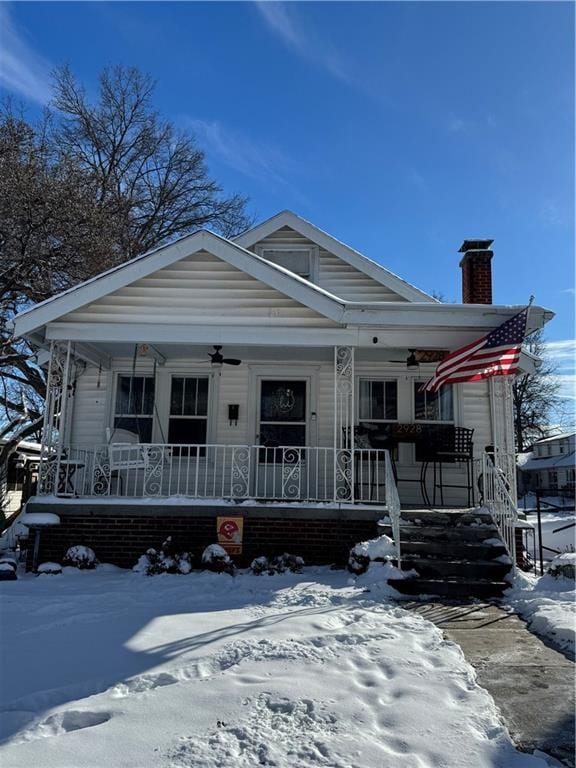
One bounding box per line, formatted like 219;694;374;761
252;227;406;302
69;357;493;507
70;365;110;444
62;250;335;328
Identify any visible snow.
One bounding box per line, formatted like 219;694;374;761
0;566;554;767
520;509;575;563
351;534;396;560
201;543;230;563
18;512;60;526
505;566;575;654
36;562;62;575
64;546;97;568
0;562;15;572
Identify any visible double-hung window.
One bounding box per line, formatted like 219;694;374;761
358;379;398;441
414;383;454;422
114;376;155;441
168;376;209;450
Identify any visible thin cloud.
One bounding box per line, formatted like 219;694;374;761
545;340;576;403
187;118;296;187
0;4;52;104
546;339;576;364
254;2;353;85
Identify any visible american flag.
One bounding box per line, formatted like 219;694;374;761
422;306;529;393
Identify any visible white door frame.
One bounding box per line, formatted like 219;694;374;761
247;365;320;448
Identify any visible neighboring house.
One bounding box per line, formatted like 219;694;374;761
519;433;576;495
11;211;554;572
1;440;41;518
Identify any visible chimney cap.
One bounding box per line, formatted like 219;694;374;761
459;238;494;253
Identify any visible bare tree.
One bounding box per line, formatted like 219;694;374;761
0;66;251;500
512;329;563;452
53;65;250;256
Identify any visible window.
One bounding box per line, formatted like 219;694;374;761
358;379;398;439
548;470;558;490
114;376;155;441
168;377;209;448
414;383;454;422
259;380;307;457
259;249;312;278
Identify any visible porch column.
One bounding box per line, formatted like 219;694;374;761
38;340;72;495
489;377;518;502
334;346;355;501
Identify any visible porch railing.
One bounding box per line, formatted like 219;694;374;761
38;444;398;507
480;452;517;567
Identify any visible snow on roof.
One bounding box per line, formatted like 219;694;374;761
521;451;576;471
533;432;576;445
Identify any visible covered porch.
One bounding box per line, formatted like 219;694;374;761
36;326;503;512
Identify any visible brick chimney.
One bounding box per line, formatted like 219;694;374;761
459;239;493;304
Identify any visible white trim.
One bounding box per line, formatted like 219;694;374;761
235;210;437;303
13;230;346;337
247;365;320;447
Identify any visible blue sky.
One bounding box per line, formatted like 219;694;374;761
1;1;574;404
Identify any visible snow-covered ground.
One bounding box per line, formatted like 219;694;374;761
519;504;575;564
505;558;575;656
0;565;556;768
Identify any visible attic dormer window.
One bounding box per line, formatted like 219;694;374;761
257;247;316;280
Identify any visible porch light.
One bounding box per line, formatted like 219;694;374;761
406;350;419;368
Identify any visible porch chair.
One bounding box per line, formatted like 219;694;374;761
104;427;150;495
420;427;475;507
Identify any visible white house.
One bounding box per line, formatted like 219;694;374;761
519;432;576;495
11;211;554;574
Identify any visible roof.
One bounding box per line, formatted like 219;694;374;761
11;211;555;340
234;210;437;303
13;229;348;336
533;432;576;445
521;451;576;472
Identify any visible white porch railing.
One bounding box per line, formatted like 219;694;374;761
39;444;399;506
480;452;517;568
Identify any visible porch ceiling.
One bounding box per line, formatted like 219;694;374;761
61;341;420;365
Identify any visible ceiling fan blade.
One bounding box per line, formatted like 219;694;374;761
223;358;242;366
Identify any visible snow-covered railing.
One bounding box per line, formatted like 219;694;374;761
384;450;402;567
481;453;517;567
38;444;396;506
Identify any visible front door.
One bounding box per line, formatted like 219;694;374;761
255;379;308;499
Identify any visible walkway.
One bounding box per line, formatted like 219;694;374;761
406;601;575;767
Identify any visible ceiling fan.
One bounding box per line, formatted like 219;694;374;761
208;345;242;367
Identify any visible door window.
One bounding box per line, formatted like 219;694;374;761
259;380;306;452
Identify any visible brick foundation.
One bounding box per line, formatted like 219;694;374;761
24;505;380;570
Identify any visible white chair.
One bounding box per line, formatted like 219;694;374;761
105;427;150;495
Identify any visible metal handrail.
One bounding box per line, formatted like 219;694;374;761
481;453;517;568
384;450;402;567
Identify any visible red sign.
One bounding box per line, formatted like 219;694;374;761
217;516;244;555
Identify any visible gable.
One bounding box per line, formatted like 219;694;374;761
235;211;436;303
60;250;337;328
250;226;408;303
14;230;345;337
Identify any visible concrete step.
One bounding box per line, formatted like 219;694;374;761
379;524;499;543
389;577;509;599
398;540;508;561
381;509;494;527
396;557;511;581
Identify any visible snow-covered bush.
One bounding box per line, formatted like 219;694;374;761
63;545;98;570
348;535;396;575
547;552;576;581
0;561;17;581
37;562;62;575
201;544;236;575
133;537;193;576
250;553;305;575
